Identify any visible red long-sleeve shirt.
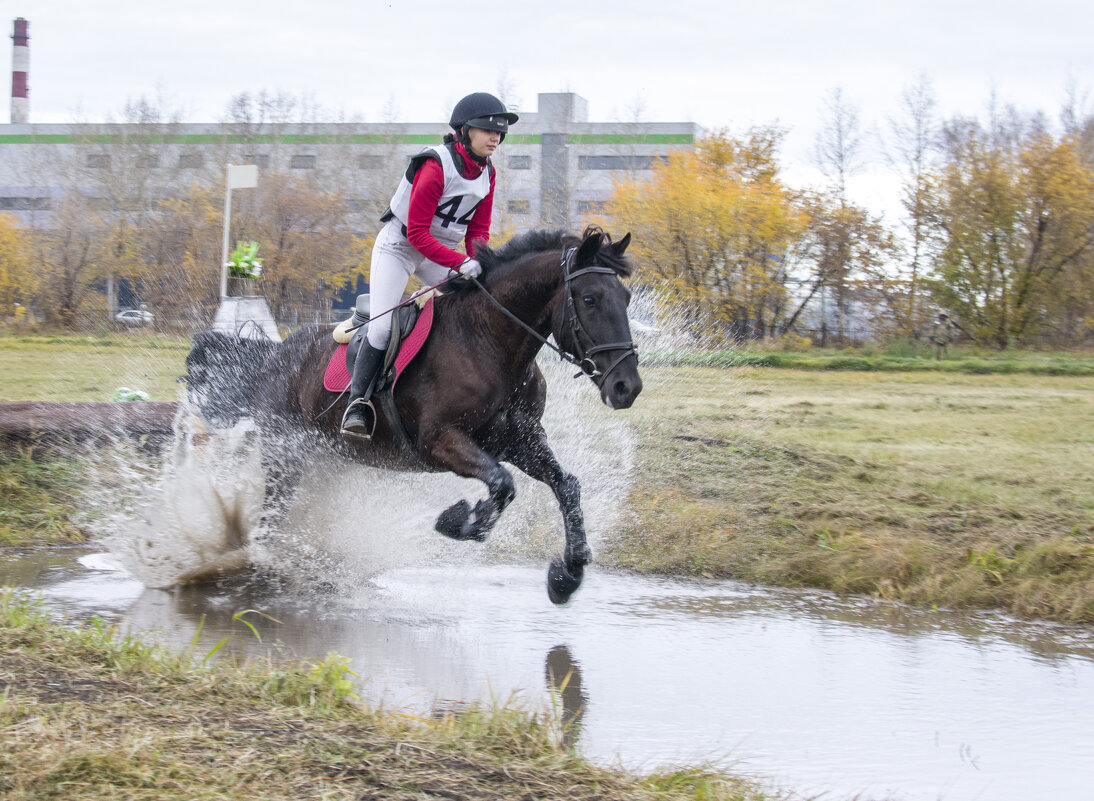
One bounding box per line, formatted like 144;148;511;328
405;141;495;269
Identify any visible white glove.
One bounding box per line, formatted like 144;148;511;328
456;259;482;280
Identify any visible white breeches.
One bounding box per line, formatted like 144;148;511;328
366;220;455;350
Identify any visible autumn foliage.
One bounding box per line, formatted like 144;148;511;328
604;117;1094;348
928;126;1094;347
4;93;1094;348
605;129;805;339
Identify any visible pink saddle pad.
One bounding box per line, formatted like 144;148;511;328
322;297;435;393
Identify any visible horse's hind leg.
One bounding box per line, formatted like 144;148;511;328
424;429;515;543
505;429;591;605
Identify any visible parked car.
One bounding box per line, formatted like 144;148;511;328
115;309;154;327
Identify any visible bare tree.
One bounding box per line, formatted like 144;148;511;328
884;73;940;338
813;87;865;201
811;87;866;340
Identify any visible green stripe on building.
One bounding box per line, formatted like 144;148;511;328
567;134;694;145
0;132;687;146
0;133;545;146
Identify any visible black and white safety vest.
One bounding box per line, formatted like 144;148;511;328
385;142;493;246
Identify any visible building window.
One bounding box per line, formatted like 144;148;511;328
291;154;316;169
577;155;664;170
137;154;160;168
179;153;203;169
0;196;50;210
86;154;110;169
576;200;605;213
358;155;383;170
508;155;532;170
244;154;269;168
507;199;531;214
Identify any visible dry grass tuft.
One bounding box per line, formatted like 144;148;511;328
609;367;1094;623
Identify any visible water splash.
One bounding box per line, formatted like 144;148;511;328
86;414;264;588
82;354;637;591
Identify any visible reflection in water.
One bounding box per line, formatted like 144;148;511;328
545;644;587;748
4;551;1094;801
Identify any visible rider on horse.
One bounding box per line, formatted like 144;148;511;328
341;92;519;437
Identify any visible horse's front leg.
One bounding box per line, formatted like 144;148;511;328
425;428;515;543
256;431;304;540
505;426;591;605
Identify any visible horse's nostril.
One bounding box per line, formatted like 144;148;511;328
614;379;628;398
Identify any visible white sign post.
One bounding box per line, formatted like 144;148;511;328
220;164;259;299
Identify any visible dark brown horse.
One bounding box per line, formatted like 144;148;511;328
186;227;642;603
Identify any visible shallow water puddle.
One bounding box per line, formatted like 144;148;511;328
4;548;1093;801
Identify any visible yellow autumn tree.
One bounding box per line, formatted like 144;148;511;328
142;183;225;322
0;213;37;318
928;126;1094;347
146;177;368;326
233;172;365;322
603;129;805;339
29;192;111;328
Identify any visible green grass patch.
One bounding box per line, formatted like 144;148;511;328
0;448;87;545
0;332;190;402
0;591;777;801
641;344;1094;376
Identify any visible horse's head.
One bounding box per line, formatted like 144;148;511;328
554;228;643;410
182;331;278;427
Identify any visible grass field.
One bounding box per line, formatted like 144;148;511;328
615;366;1094;622
0;334;190;402
2;332;1093;622
2;333;1091;800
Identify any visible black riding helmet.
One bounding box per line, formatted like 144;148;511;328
449;92;519;143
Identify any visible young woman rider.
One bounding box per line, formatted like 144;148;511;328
341;92;519;437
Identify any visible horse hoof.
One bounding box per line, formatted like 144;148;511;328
547;558;584;605
435;500;486;542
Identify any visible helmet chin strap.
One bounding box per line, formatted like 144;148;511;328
460;125;490;165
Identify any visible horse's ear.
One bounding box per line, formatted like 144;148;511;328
575;231;603;266
611;232;631;256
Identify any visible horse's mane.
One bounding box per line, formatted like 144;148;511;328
476;229;567;283
476;226;632;284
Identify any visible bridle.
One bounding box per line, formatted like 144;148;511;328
469;244;638;388
557;246;638;387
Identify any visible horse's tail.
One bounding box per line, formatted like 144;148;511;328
184;330;280;426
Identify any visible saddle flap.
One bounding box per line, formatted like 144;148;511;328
345;302;421;389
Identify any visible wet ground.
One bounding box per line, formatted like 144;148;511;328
5;546;1093;801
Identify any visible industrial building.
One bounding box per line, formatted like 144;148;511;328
3;20;699;233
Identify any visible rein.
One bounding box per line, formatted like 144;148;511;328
470;246;638;387
342;273;461;336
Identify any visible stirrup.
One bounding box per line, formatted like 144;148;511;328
340;397;377;439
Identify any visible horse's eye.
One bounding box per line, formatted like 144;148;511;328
583;295;596;307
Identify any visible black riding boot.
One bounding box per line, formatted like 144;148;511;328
341;343;386;438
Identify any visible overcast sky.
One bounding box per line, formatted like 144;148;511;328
3;0;1093;216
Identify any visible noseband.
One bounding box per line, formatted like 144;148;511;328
559;246;638;388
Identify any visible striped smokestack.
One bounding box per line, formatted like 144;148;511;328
10;17;28;124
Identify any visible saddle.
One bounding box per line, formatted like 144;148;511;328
323;291;439;457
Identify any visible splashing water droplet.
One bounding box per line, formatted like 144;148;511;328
80;356;637;593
